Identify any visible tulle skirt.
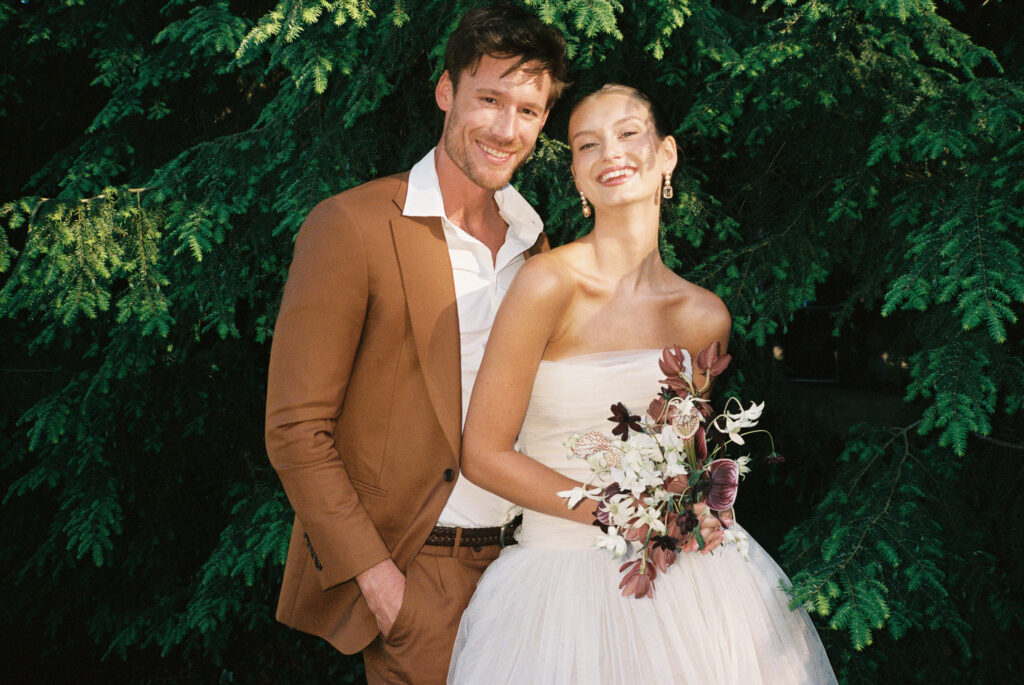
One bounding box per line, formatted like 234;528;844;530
448;515;836;684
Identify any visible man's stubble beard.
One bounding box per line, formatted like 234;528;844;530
441;115;535;192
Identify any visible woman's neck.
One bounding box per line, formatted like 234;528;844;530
584;201;665;289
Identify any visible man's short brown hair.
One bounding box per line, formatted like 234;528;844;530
445;3;570;110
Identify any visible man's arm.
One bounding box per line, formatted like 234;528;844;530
265;197;393;590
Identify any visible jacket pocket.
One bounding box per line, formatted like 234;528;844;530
351;478;388;497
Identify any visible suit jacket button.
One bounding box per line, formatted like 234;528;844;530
443;468;455;482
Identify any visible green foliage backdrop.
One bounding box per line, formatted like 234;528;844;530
1;1;1021;682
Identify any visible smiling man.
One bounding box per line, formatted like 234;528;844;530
264;5;568;683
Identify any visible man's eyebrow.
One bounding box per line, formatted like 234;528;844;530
472;87;545;111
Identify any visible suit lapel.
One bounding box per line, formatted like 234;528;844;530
389;180;462;462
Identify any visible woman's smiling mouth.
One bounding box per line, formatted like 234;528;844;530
598;166;637;184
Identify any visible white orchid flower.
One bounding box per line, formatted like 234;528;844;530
614;447;661;496
657;426;691;476
594;527;629;558
658;424;684;448
718;401;765;445
726;420;746;444
634;505;668;535
722;527;750;560
556;485;601;509
603;495;638;528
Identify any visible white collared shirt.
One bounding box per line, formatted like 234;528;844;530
404;148;543;528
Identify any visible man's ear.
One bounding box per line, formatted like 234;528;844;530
436;71;454;113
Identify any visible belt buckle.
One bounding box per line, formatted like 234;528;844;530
499;514;521;548
499;522;511;548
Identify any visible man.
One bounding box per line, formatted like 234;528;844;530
264;5;569;682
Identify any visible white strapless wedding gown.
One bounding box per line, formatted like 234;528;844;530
447;350;837;684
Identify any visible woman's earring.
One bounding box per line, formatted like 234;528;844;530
579;190;592;218
662;173;674;200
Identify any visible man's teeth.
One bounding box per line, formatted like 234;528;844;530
480;143;512;159
599;168;635;182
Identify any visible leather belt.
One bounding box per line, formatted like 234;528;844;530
425;514;522;548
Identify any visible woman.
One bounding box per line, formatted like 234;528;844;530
447;85;836;683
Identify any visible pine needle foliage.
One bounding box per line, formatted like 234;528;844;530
1;0;1021;681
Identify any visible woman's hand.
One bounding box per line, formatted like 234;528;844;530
682;502;733;554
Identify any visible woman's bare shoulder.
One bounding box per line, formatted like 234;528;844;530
518;248;575;287
665;275;732;341
508;250;578;312
688;280;730;320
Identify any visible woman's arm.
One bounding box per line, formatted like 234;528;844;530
460;255;597;524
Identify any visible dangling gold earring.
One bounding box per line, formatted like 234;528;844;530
579;190;592;218
662;173;674;200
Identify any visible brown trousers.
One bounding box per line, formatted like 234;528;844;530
361;539;502;684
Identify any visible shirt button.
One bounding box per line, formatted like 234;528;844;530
443;468;455;482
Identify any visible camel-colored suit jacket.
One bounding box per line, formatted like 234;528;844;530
265;171;546;654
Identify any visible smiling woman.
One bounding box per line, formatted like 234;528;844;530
569;85;677;216
447;84;838;683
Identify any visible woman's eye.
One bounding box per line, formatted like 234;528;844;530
578;142;596;151
620;130;638;138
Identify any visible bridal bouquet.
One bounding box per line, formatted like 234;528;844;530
558;344;771;598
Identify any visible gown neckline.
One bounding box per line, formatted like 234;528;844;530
538;348;662;365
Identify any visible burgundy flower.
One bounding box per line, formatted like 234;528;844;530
622;523;651;542
646;396;669;425
677;508;698;536
765;452;785;465
608;402;642;440
649;537;679;573
705;459;740;511
602;483;626;498
619;559;657;599
696;400;716;419
594;501;611;527
659;345;691;394
665;512;681;539
694;425;708;462
694;341;732;378
664;476;688;494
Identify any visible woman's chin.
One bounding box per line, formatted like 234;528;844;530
591;189;658;212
